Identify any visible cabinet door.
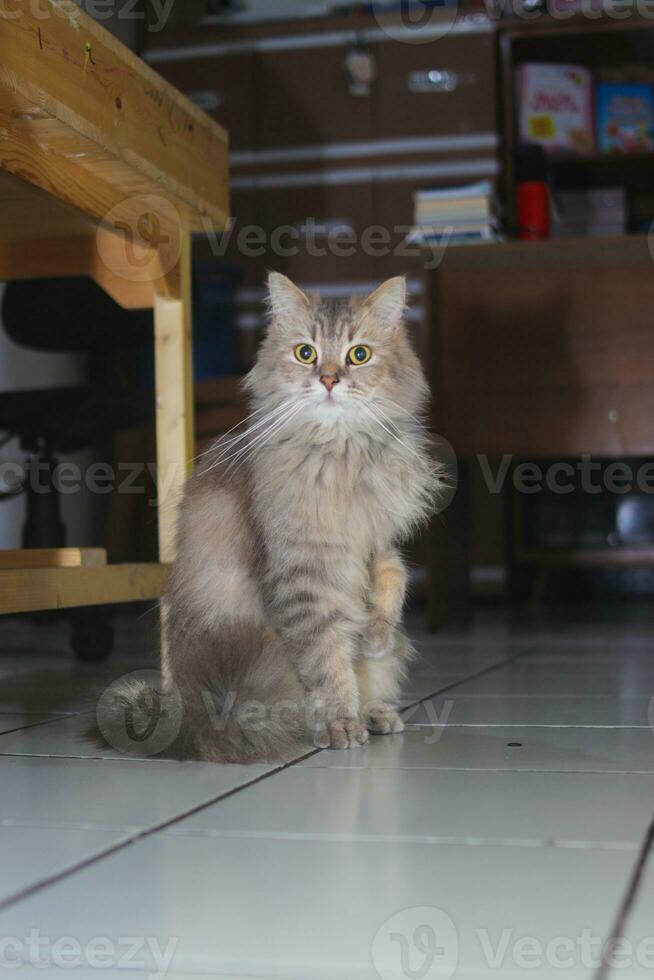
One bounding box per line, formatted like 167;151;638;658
256;44;375;149
374;32;497;140
156;52;255;151
255;181;377;285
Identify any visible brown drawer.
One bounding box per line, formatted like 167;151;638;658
252;182;377;285
225;188;265;287
193;187;266;290
154;53;254;150
374;33;497;140
255;46;375;149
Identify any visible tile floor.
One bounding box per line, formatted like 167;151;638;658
0;609;652;979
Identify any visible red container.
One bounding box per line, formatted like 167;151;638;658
517;181;550;240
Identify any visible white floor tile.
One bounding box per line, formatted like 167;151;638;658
618;851;654;978
0;824;120;904
0;660;155;714
299;727;654;772
0;713;135;759
0;755;275;830
0;609;652;980
0;714;66;736
399;673;478;702
447;661;654;699
12;973;204;980
405;695;653;728
0;834;638;979
164;766;654;848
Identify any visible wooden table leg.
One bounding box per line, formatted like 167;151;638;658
153;209;195;673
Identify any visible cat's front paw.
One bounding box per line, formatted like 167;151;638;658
363;617;393;660
364;705;405;736
314;718;370;750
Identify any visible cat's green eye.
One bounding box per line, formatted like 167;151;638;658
347;345;372;366
294;343;317;365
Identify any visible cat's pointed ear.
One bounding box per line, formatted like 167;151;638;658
361;277;407;332
267;272;311;328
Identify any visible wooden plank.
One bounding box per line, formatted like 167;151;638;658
0;548;107;570
0;173;157;309
0;563;170;615
154;210;194;564
0;0;229;233
0;232;155;310
0;171;94;243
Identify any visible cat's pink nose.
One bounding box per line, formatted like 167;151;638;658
320;374;340;393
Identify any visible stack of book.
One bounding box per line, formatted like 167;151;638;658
409;180;499;246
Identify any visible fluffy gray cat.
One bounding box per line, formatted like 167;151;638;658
100;274;439;763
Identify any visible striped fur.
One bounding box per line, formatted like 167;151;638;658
102;276;441;762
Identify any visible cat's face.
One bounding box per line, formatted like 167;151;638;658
246;275;429;431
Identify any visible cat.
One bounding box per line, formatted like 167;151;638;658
98;274;440;763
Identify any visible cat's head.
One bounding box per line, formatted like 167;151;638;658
244;274;429;429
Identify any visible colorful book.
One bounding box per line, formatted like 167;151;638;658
596;82;654;154
518;63;594;155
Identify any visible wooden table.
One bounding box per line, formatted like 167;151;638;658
422;235;654;627
0;1;229;615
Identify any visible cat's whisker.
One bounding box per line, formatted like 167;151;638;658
368;397;427;439
204;400;298;470
209;400;295;453
370;402;406;436
349;394;404;437
227;400;309;477
216;399;310;473
224;402;310;478
193;400;278;462
377;397;427;428
356;402;423;460
349;392;405;431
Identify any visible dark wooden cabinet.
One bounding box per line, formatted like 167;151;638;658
144;11;500;366
258;181;377;284
255;46;376;148
157;52;257;150
375;32;497;139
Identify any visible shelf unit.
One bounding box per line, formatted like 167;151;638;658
499;14;654;221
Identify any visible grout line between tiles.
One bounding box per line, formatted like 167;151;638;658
0;714;88;739
398;644;541;716
155;827;642;850
0;641;537;911
0;710;76;716
406;723;652;730
299;765;654;774
286;645;539;773
594;811;654;980
0;746;319;914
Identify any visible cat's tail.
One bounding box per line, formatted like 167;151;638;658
90;624;310;764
